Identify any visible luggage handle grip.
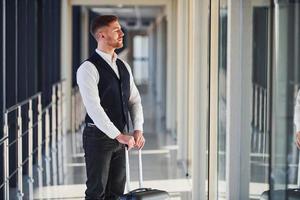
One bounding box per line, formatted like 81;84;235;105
125;147;143;192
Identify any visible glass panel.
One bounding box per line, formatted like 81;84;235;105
271;1;300;199
133;35;149;85
250;6;270;199
217;1;227;199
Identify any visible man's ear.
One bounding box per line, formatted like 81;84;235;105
99;29;107;38
96;31;104;41
97;32;102;40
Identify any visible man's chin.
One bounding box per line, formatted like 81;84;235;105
116;43;124;49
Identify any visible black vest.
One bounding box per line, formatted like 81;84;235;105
85;52;130;132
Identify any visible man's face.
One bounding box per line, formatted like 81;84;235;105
100;20;124;49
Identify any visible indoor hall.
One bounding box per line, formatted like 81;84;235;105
0;0;300;200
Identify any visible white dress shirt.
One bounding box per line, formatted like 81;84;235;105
77;49;144;139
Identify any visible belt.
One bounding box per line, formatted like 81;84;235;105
86;123;97;128
85;123;127;132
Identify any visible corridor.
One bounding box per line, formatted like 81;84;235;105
1;0;300;200
33;82;192;199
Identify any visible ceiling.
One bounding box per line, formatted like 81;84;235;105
91;5;165;31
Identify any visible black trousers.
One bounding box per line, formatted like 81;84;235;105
83;126;126;200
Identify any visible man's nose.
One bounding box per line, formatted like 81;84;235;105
119;30;124;37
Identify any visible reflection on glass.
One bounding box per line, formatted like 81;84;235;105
218;3;227;199
250;7;270;199
271;1;300;199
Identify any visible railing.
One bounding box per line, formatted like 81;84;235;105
71;86;86;156
251;83;268;155
1;121;9;200
251;83;300;155
251;83;300;185
0;80;66;200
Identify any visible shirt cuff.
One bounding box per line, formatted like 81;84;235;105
133;123;143;132
108;127;121;139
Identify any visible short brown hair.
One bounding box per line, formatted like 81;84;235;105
90;15;118;39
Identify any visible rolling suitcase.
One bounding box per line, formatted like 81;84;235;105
260;188;300;200
119;148;170;200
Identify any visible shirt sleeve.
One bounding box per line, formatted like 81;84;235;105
122;60;144;131
294;90;300;132
76;61;121;139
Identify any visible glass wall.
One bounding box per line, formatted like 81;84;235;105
250;5;271;199
248;1;300;199
217;1;227;199
249;0;300;199
212;0;299;199
271;1;300;199
133;35;149;85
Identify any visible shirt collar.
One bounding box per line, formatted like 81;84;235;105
95;49;118;64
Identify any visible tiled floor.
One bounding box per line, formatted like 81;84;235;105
33;84;192;199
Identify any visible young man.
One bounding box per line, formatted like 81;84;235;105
77;15;145;200
294;90;300;149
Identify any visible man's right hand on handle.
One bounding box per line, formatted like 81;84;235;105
116;134;135;150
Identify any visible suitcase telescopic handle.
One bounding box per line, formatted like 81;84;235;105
125;147;144;192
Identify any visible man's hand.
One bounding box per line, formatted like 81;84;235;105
296;131;300;149
116;134;135;150
133;130;145;149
